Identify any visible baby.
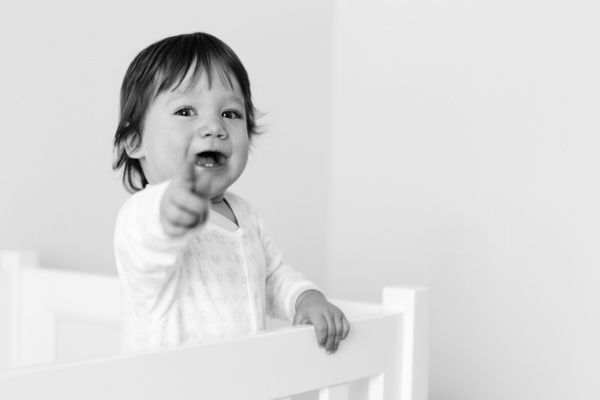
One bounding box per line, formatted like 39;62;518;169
112;32;349;354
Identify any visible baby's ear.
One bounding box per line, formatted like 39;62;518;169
124;130;144;159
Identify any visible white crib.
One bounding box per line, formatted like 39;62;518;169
0;251;428;400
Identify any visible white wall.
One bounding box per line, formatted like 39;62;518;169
328;1;600;399
0;0;333;285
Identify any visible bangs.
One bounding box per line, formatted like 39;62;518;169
154;36;241;97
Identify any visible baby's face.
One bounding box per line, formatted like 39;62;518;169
131;69;250;202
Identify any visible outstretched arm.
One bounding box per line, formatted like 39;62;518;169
115;157;214;293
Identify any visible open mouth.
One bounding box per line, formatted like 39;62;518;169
195;151;226;168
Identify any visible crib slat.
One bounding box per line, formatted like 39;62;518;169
346;374;384;400
347;375;384;400
318;383;348;400
367;374;384;400
348;378;369;400
0;251;39;369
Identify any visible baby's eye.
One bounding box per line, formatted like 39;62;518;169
175;106;196;117
222;110;243;120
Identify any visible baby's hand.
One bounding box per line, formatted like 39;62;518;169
160;158;212;237
293;290;350;354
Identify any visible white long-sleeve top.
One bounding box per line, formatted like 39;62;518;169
114;181;319;351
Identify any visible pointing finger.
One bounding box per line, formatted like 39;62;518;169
178;157;198;190
180;156;213;199
193;171;213;199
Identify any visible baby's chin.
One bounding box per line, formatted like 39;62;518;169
209;191;227;203
210;179;236;202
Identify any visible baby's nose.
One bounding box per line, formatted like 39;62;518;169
198;119;227;139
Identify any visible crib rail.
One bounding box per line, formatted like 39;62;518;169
1;312;395;399
0;251;428;400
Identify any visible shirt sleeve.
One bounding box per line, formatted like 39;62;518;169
255;213;321;321
114;181;202;314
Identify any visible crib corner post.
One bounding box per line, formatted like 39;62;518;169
0;250;39;368
382;286;429;400
0;250;39;272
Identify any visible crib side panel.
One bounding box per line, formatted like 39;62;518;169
19;268;122;366
0;250;122;367
1;252;428;400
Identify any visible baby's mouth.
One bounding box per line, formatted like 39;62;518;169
195;151;226;168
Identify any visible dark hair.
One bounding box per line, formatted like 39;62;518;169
113;32;261;193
